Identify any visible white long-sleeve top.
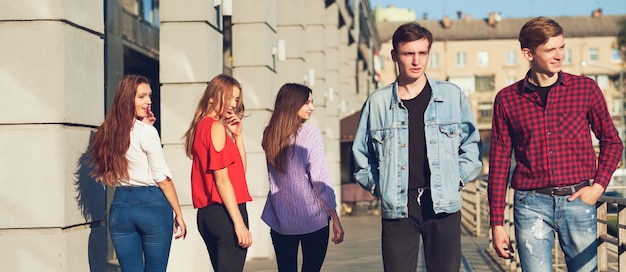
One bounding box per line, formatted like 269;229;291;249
120;120;172;186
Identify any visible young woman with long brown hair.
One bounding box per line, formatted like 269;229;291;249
183;74;252;272
88;74;187;272
261;83;344;272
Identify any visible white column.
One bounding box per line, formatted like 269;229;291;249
231;0;279;260
0;1;105;271
159;0;224;271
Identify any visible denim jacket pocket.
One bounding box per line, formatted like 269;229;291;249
438;124;461;155
371;129;393;162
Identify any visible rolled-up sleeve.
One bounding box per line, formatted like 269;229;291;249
142;126;172;183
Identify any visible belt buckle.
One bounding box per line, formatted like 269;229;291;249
550;187;559;196
551;185;570;196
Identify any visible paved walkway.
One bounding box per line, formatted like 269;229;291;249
244;215;505;272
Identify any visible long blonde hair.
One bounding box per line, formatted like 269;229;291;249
262;83;312;173
88;74;149;186
183;74;244;158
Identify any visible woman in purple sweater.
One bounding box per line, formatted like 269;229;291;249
261;83;344;272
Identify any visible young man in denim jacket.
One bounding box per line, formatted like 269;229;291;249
352;23;482;272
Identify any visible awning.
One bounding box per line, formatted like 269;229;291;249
340;111;361;143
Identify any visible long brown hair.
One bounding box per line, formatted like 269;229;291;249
183;74;244;158
262;83;312;173
88;74;149;186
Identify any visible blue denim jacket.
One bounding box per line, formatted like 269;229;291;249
352;78;482;219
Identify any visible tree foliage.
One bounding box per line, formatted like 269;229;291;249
619;18;626;62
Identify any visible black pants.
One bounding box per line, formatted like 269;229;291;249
270;226;330;272
197;203;248;272
381;189;461;272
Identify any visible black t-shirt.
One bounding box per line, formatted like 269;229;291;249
527;75;559;107
401;83;432;189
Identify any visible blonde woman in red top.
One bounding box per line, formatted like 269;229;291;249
183;74;252;272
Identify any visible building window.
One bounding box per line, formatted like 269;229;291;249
448;76;475;95
477;51;489;67
596;74;610;89
588;48;599;63
477;102;493;123
612;99;622;116
429;53;439;68
506;76;517;86
457;52;467;67
505;51;516;66
123;0;160;26
585;74;610;91
564;48;572;64
611;48;622;63
141;0;159;26
475;75;495;92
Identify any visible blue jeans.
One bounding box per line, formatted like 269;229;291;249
109;186;174;272
514;191;597;272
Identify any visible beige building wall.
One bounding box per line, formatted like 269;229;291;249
428;39;528;131
0;1;107;271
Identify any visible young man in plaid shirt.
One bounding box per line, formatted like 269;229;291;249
488;17;623;271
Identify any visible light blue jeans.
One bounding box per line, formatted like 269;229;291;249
109;186;174;272
514;191;597;272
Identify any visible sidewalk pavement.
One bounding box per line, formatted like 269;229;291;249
244;215;505;272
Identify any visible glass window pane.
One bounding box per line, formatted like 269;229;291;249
589;48;599;63
457;52;466;67
475;75;494;92
611;48;622;63
429;53;439;68
505;51;516;66
477;51;489;67
564;49;572;64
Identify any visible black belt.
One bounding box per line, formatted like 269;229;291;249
534;181;589;196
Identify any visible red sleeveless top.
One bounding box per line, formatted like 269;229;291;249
191;117;252;208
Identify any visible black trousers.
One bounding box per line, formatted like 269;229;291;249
197;203;249;272
270;226;330;272
381;189;461;272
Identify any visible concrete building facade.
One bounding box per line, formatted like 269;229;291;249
0;0;380;271
372;4;415;22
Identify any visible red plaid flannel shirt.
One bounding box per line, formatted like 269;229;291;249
488;71;623;226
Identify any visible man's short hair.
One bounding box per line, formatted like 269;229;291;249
518;17;563;52
392;22;433;51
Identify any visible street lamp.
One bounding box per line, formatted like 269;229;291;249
580;61;625;179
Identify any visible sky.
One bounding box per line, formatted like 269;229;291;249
369;0;626;20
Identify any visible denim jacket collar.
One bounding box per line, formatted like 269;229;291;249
391;75;443;109
352;77;483;219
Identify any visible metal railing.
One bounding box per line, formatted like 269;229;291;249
460;179;488;236
597;195;626;272
460;179;626;272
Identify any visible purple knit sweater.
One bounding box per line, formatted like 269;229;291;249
261;123;337;235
